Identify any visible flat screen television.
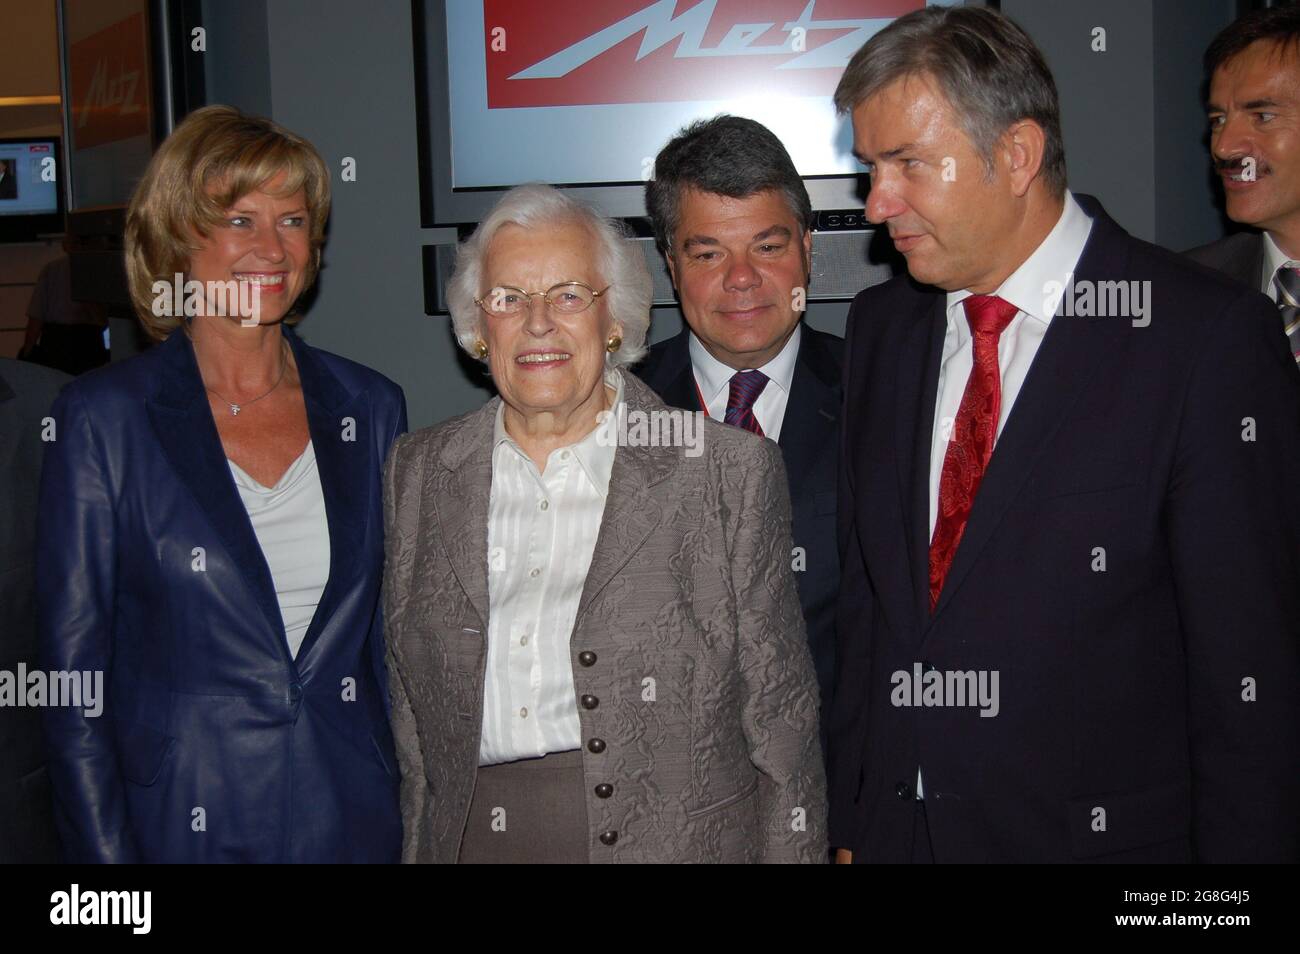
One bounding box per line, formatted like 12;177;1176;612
0;137;63;242
414;0;971;227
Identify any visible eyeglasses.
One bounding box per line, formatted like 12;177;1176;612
474;281;610;317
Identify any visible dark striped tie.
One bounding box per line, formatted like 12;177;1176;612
723;370;769;436
1274;263;1300;366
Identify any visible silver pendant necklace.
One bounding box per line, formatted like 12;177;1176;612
204;340;289;416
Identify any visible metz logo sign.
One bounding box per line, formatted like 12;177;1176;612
484;0;922;108
68;12;151;148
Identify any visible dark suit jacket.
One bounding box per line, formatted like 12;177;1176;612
0;358;69;863
36;326;407;862
633;325;843;742
1185;230;1265;290
830;195;1300;863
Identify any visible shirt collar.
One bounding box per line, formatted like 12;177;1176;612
945;190;1094;327
1262;231;1297;293
687;321;802;407
493;367;624;494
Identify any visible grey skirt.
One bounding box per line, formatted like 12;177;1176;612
458;749;589;864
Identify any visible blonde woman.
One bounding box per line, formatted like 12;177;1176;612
37;106;406;862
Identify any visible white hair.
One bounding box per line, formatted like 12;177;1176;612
446;183;652;368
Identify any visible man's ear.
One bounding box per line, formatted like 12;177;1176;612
801;227;813;279
1004;119;1047;198
665;249;679;289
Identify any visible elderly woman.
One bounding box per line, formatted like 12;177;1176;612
383;183;825;863
36;106;405;862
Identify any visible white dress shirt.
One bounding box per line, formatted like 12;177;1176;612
228;441;331;660
917;192;1092;800
1261;231;1296;300
929;192;1094;539
688;321;801;441
478;369;623;766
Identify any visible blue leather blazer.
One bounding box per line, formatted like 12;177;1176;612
36;326;406;862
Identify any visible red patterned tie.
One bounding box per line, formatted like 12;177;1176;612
928;295;1020;611
723;369;769;436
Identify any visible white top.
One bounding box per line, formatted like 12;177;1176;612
931;191;1094;539
479;369;623;766
228;441;331;660
689;321;801;441
1261;231;1296;301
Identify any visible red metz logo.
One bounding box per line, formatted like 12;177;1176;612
484;0;923;109
28;144;51;153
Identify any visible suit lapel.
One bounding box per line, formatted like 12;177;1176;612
895;295;947;631
145;332;285;647
433;407;496;629
778;328;840;488
650;330;702;412
1238;234;1266;289
575;373;679;622
288;330;370;665
926;212;1132;625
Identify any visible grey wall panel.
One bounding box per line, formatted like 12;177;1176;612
266;0;491;429
200;0;272;118
1004;0;1158;239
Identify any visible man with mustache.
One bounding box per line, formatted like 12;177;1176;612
1187;6;1300;368
636;116;843;756
829;5;1299;863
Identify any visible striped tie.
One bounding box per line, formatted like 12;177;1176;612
723;370;769;436
1274;263;1300;366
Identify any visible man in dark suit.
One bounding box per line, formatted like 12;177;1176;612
0;160;17;201
0;357;69;862
1185;5;1300;369
635;116;842;750
829;5;1299;863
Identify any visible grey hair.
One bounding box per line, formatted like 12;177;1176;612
833;5;1067;197
446;183;652;368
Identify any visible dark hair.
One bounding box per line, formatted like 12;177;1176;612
1205;4;1300;78
645;115;813;258
833;5;1066;196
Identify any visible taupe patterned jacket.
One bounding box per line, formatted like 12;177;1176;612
382;370;826;863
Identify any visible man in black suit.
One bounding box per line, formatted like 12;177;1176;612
635;116;843;751
1186;6;1300;368
0;357;69;862
829;5;1299;863
0;160;17;201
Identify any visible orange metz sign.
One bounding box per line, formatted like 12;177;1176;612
69;12;151;149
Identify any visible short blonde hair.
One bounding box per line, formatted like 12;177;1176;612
124;105;330;340
446;183;652;368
